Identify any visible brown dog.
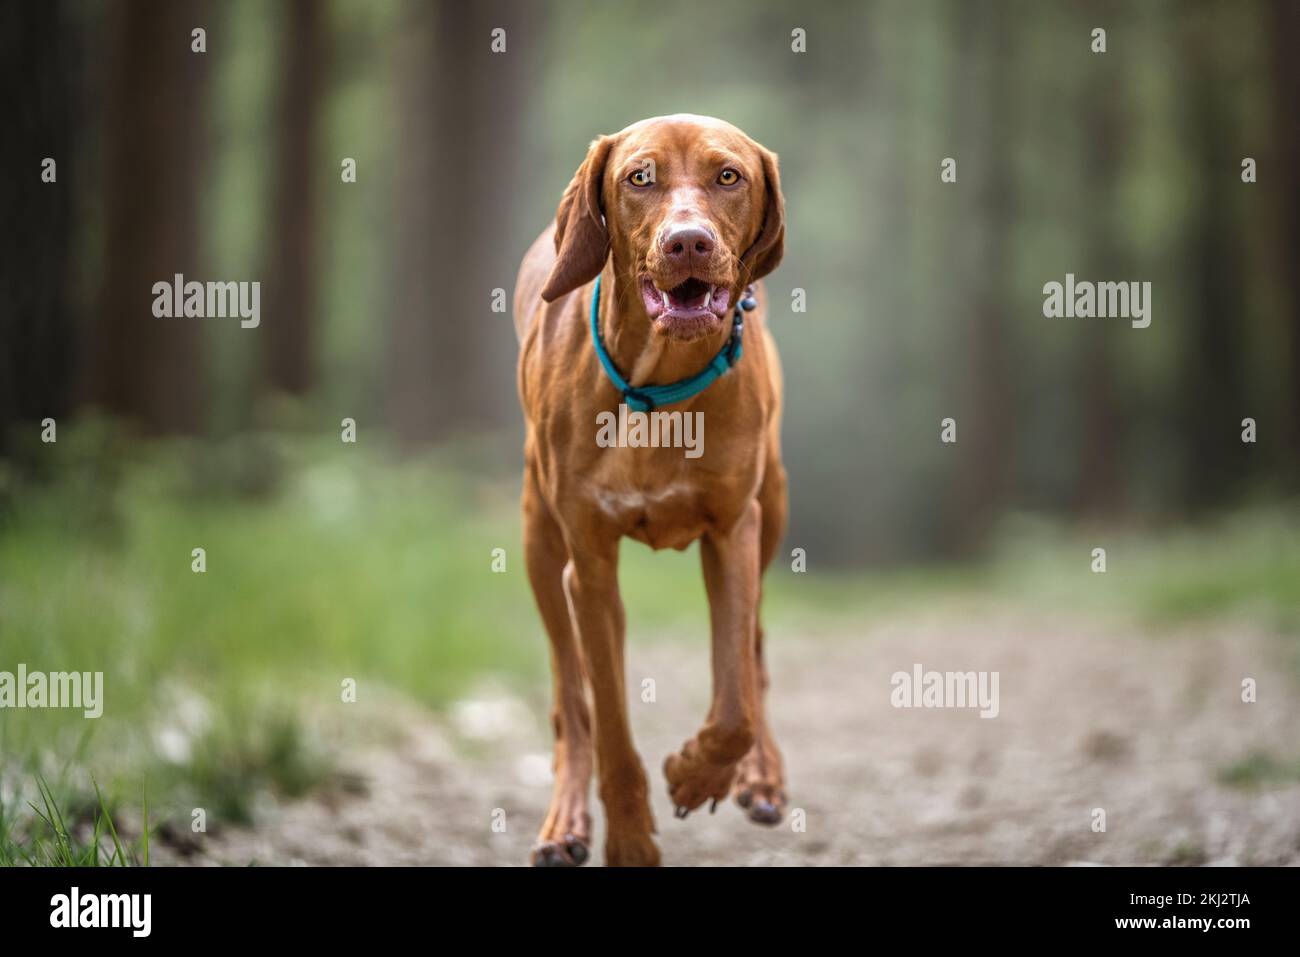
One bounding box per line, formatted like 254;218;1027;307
512;114;787;866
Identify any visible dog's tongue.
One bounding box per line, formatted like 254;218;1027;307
640;276;730;321
666;278;710;310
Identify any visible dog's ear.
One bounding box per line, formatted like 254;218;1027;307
540;136;615;302
739;146;785;284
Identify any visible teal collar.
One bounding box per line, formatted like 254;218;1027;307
589;273;755;412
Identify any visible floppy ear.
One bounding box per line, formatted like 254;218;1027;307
739;147;785;284
540;136;615;302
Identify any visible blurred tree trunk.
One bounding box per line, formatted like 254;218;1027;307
263;0;325;397
1074;2;1123;518
946;0;1015;554
386;0;533;445
1177;17;1247;509
88;0;211;434
1271;0;1300;488
0;0;79;452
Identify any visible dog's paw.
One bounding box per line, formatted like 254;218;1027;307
732;749;787;826
530;835;590;867
733;780;787;826
604;830;661;867
664;740;738;818
728;733;785;821
531;788;592;866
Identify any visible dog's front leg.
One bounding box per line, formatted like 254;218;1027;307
563;542;660;866
665;499;761;816
523;474;593;867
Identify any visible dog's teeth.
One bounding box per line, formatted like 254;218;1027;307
704;287;713;309
662;290;670;309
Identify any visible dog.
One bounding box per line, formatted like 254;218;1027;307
512;114;787;866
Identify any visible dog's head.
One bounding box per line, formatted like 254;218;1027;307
540;114;785;342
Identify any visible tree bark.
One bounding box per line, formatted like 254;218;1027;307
1176;15;1247;509
1074;0;1124;518
89;0;212;434
386;0;534;445
263;0;326;397
946;0;1016;554
1271;0;1300;488
0;0;79;452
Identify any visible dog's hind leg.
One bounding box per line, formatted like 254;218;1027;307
733;457;788;825
523;470;594;866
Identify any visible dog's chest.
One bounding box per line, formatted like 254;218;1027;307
588;480;714;551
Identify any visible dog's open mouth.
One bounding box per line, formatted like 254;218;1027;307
640;276;731;337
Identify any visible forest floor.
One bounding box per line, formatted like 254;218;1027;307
151;605;1300;866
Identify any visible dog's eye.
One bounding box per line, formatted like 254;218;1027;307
628;168;653;187
717;168;741;186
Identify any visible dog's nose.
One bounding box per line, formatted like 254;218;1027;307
660;225;715;266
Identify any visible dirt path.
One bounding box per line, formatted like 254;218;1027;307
156;608;1300;866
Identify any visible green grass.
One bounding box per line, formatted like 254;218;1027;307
0;775;148;867
1217;750;1300;790
984;508;1300;630
1;425;552;856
